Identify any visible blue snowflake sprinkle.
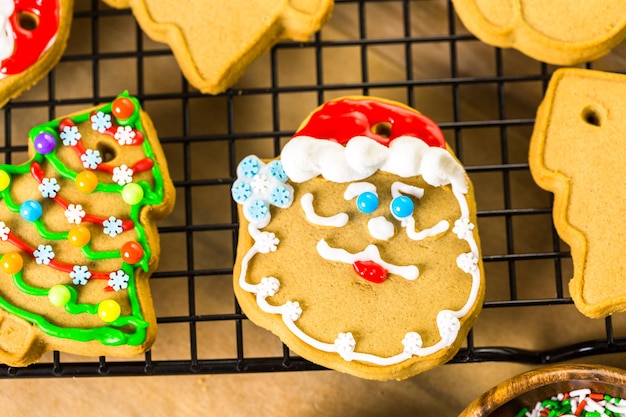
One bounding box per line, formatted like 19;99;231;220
267;160;288;182
271;186;292;207
239;156;260;178
231;181;252;203
246;200;269;220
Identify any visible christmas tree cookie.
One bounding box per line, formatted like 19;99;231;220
0;92;175;366
231;97;485;381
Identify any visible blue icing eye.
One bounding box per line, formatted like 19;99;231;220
267;160;288;182
246;199;269;220
356;191;378;214
239;156;260;178
390;195;414;219
231;180;252;204
271;185;292;207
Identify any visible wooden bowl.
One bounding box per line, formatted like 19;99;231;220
459;364;626;417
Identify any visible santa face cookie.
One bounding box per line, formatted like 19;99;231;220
0;92;175;366
232;97;484;381
0;0;73;106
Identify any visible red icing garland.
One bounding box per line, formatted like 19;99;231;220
293;98;446;148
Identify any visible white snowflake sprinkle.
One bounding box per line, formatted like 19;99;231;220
64;204;86;224
257;277;280;298
34;244;55;265
60;125;81;146
91;111;112;133
108;269;129;291
402;332;423;355
283;301;302;322
112;164;133;186
334;332;356;361
453;217;475;240
457;252;479;274
250;174;270;194
255;231;279;254
437;310;461;347
38;177;60;198
103;216;123;237
81;149;102;169
0;222;9;241
114;125;135;145
70;265;91;285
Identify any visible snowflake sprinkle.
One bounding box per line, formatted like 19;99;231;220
112;164;133;185
453;217;475;240
334;332;356;361
34;244;55;265
39;177;60;198
60;125;81;146
402;332;423;355
114;125;135;146
0;222;9;241
108;269;129;291
255;231;279;253
91;111;112;133
257;277;280;298
103;216;123;237
81;149;103;169
70;265;91;285
64;204;86;224
457;252;479;274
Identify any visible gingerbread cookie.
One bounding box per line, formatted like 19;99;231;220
0;92;175;366
452;0;626;65
231;97;485;380
102;0;334;94
0;0;74;107
529;68;626;318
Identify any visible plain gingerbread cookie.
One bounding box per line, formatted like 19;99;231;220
452;0;626;65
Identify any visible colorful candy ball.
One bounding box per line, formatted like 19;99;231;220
68;225;91;247
121;241;144;264
33;131;57;154
111;97;135;121
98;299;121;323
19;199;43;222
121;182;144;205
48;285;72;307
0;169;10;192
0;252;23;274
75;171;98;193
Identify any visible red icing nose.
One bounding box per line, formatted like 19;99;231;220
353;260;388;284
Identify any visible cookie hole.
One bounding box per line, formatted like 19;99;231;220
17;11;39;31
582;105;603;127
371;122;392;138
97;143;117;163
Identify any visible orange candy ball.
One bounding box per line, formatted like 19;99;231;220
68;225;91;247
75;171;98;193
121;241;144;264
1;252;23;274
111;97;135;120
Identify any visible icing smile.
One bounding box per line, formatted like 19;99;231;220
316;239;419;282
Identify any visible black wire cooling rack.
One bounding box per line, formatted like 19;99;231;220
0;0;626;378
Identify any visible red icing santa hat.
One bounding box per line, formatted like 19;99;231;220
280;97;467;192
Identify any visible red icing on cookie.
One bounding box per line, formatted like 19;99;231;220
294;98;446;148
1;0;60;76
353;260;388;284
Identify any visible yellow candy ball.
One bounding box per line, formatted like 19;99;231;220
98;299;121;323
1;252;23;275
68;225;91;247
75;171;98;193
0;170;9;192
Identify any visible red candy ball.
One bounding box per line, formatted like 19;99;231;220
121;241;144;264
111;97;135;120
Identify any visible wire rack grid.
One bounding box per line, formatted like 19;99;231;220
0;0;625;378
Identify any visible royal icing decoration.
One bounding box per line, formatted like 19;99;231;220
232;98;482;368
0;92;168;347
0;0;60;77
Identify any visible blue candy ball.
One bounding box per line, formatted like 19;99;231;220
390;195;414;219
20;200;43;222
356;191;378;214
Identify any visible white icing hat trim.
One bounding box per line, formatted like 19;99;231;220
281;135;468;193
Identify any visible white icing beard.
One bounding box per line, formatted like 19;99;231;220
234;135;481;368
